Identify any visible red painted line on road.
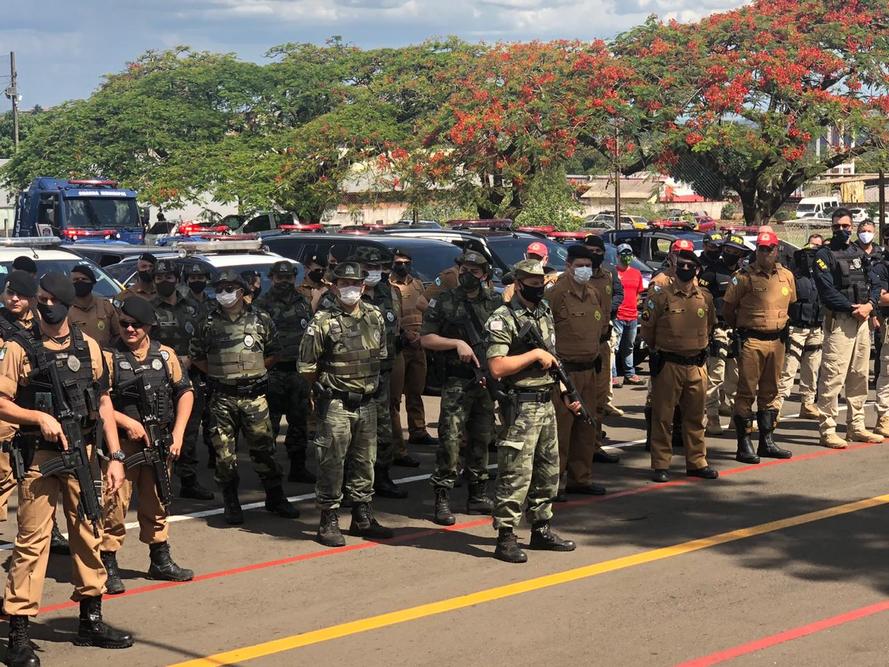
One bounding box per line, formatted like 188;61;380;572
676;599;889;666
34;440;883;616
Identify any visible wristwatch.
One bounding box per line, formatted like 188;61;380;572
110;450;126;463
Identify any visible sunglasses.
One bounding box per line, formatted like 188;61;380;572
676;263;697;271
119;319;146;331
216;285;240;294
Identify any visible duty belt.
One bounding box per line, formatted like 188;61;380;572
208;377;268;398
738;329;783;341
661;350;707;367
330;389;374;408
508;387;554;403
272;360;297;372
562;359;598;373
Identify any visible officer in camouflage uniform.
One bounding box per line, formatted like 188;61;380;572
255;260;316;483
350;246;406;499
420;251;500;526
189;270;299;525
182;262;215;469
150;259;214;500
299;262;393;547
485;259;577;564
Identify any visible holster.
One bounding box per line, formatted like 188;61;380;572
650;351;665;378
494;389;517;429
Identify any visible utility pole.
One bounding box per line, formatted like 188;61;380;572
4;52;19;152
879;169;886;241
613;127;621;230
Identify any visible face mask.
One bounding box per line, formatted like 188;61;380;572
73;282;93;298
392;264;410;277
156;281;176;298
832;229;851;245
518;282;546;304
188;280;207;295
458;272;481;291
216;290;240;308
272;281;292;295
859;231;874;245
573;266;593;283
722;253;741;269
307;269;325;283
339;286;362;306
675;266;697;283
589;254;604;270
37;302;68;325
704;249;722;262
138;270;155;283
620;254;633;266
364;270;382;287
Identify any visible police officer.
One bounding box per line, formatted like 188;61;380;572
100;297;194;594
255;260;316;483
776;244;823;420
869;246;889;436
299;261;393;547
485;259;578;563
813;208;883;447
189;269;299;524
118;253;158;301
69;264;119;347
299;254;328;305
0;272;133;663
500;242;559;302
640;248;718;483
184;262;211;306
723;230;796;463
547;245;607;498
182;262;215;469
241;269;262;304
151;259;214;500
420;251;500;525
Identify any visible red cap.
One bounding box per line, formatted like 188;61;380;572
671;239;695;253
756;231;779;247
526;241;549;259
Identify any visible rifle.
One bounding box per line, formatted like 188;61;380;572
516;321;595;425
460;303;498;393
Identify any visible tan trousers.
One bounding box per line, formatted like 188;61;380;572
777;325;823;410
101;438;169;553
4;448;106;616
705;327;738;415
817;312;871;434
391;347;428;450
650;361;708;470
555;367;598;487
0;450;16;521
874;322;889;417
734;337;785;417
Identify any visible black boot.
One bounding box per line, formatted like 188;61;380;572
373;466;407;499
147;542;193;582
221;480;244;525
494;528;527;563
179;475;214;501
288;457;317;484
264;486;300;518
644;406;652;451
466;482;494;515
100;551;125;595
74;596;134;649
49;521;69;556
6;615;39;667
317;509;346;547
757;409;792;459
432;488;455;526
733;415;760;464
350;502;394;539
529;521;576;551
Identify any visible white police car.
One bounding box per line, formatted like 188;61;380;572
0;237;121;297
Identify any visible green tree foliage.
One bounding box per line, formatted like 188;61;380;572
514;168;583;230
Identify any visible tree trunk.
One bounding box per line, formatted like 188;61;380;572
737;187;785;226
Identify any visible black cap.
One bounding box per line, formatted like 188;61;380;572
332;262;366;280
213;269;246;288
138;253;157;265
186;262;210;277
677;249;701;265
349;245;393;265
12;256;37;274
583;235;605;250
154;259;177;276
306;254;326;268
329;245;350;262
567;244;595;261
71;264;96;283
392;248;411;261
39;272;76;307
5;270;38;298
120;295;157;326
268;260;295;276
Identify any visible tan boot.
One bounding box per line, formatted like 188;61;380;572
847;427;885;444
705;413;724;435
820;432;848;449
874;414;889;437
604;403;624;417
798;403;820;420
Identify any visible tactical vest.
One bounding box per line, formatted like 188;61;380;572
654;288;711;354
392;278;424;333
110;340;174;427
831;245;869;305
318;304;382;385
152;297;202;357
203;307;268;381
364;285;397;370
788;275;821;327
734;266;793;332
501;302;556;389
437;289;501;370
255;289;312;361
0;308;37;341
698;263;732;319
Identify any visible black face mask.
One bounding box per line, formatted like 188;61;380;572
675;266;697;283
518;282;546;304
307;269;325;284
381;272;390;284
73;282;93;298
589;254;604;270
37;302;68;325
722;253;741;269
272;282;292;295
156;281;177;298
188;280;207;295
138;270;155;283
392;264;410;277
704;250;722;262
459;272;481;291
831;229;851;246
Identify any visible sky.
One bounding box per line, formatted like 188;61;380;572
0;0;749;111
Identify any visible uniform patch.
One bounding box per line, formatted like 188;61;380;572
372;330;381;343
594;310;602;321
151;358;163;371
781;286;790;296
67;356;81;372
699;278;709;287
386;311;395;322
641;310;650;321
652;285;661;293
731;277;739;285
434;277;442;286
0;347;6;361
185;322;195;335
647;299;655;309
112;299;122;309
606;285;612;295
428;298;437;308
244;334;255;347
697;308;705;318
119;361;132;370
97;320;106;330
306;325;315;337
160;349;170;361
300;318;308;328
488;319;504;332
816;259;828;271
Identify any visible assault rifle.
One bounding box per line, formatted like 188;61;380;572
460;304;499;395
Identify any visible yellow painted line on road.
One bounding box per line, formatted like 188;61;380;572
170;494;889;667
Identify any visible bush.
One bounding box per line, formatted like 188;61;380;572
720;203;737;220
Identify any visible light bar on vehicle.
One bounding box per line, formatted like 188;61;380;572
516;225;555;234
0;236;62;248
67;179;118;187
279;224;324;233
62;228;120;241
172;239;264;254
178;223;230;236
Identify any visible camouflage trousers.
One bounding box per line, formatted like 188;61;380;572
492;399;559;530
314;398;377;510
267;368;310;466
374;370;395;469
430;378;493;489
206;392;282;488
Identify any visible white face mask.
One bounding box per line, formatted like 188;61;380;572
339;286;363;306
859;231;874;245
573;266;593;283
216;290;240;308
364;270;382;287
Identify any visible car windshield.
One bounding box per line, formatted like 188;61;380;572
64;197;141;229
0;259;120;297
797;204;817;213
485;236;568;271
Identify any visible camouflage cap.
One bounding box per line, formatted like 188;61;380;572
332;262;366;281
154;259;177;276
186;262;210;277
349;245;393;266
457;250;489;268
212;269;246;288
512;258;546;277
268;260;295;276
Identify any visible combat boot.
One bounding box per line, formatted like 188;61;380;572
288;456;317;484
733;415;760;464
494;528;527;563
373;466;407;499
705;412;724;436
6;615;39;667
221;480;244;525
147;542;194;582
179;475;214;501
100;551;125;595
74;596;134;649
50;521;70;555
846;426;885;444
317;509;346;547
432;488;456;526
466;482;494;515
820;431;848;449
264;485;300;518
644;406;652;451
350;502;394;539
798;403;820;420
875;414;889;437
756;410;792;459
529;521;576;551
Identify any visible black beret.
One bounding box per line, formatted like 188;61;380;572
567;244;595;261
39;272;76;307
138;253;157;265
120;295;157;326
71;264;96;282
392;248;411;260
583;235;605;250
12;256;37;274
6;270;38;298
329;245;351;262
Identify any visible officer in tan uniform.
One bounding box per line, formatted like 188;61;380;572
723;231;796;463
118;253;158;301
500;242;559;303
547;244;607;498
640;248;718;483
69;264;119;347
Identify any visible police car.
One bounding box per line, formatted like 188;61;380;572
0;237;122;296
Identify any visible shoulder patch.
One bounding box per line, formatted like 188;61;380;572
305;324;316;337
428;298;437;309
0;347;5;361
488;319;504;332
731;277;739;285
652;285;661;293
816;258;828;271
434;277;442;286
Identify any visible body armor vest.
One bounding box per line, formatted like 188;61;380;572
256;289;312;361
364;286;397;370
831;245;869;305
110;340;174;427
437;288;501;369
152;296;202;357
733;265;793;332
789;275;821;327
318;303;382;383
204;307;268;380
392;279;424;333
0;308;38;341
698;263;732;320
